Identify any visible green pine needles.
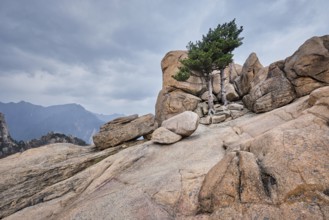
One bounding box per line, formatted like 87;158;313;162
173;19;243;109
173;66;190;81
174;19;243;80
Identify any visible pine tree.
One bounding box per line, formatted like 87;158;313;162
173;19;243;114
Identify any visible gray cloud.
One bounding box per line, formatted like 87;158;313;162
0;0;328;115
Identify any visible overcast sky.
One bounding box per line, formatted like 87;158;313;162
0;0;328;115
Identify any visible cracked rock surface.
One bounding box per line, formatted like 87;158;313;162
1;87;328;220
1;123;225;219
241;35;329;113
199;87;329;220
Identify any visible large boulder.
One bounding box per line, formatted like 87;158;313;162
234;52;264;97
161;111;199;137
284;35;329;97
152;111;200;144
99;114;138;132
155;89;201;125
161;51;206;95
151;127;182;144
93;114;158;149
243;61;296;113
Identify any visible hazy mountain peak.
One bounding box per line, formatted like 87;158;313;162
0;101;123;143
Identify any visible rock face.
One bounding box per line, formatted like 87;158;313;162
1;86;329;219
240;35;329;113
155;89;201;125
198;87;329;219
243;61;296;112
234;52;264;97
284;35;329;97
0;144;124;219
93;114;158;149
1;124;225;220
155;51;210;125
161;51;206;95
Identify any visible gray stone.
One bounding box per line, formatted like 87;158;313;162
214;110;230;117
212;115;226;124
200;116;212;125
214;104;226;112
162;111;199;137
228;103;244;111
152;127;182;144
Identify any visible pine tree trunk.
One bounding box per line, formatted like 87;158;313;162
220;68;228;106
208;76;215;115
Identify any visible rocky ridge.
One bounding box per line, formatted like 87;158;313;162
155;35;329;126
1;35;329;219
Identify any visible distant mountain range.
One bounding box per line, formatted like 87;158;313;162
0;101;124;143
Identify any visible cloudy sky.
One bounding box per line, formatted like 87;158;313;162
0;0;328;115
